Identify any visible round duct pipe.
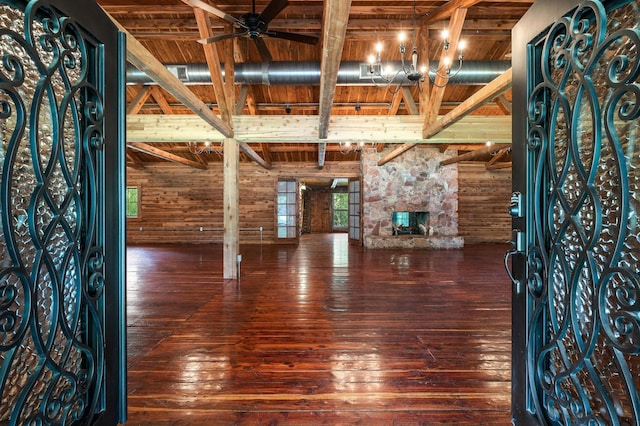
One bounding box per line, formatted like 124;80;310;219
126;61;511;86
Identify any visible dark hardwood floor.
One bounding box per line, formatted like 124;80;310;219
124;234;512;425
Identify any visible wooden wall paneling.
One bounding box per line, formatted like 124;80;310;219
457;162;511;244
126;162;360;245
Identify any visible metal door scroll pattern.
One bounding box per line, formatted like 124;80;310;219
526;0;640;423
0;1;107;424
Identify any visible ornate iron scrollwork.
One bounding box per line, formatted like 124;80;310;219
0;1;106;423
526;0;640;423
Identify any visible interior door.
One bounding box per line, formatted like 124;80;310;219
0;0;125;424
510;0;640;423
348;178;362;245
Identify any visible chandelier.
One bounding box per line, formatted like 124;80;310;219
339;141;378;154
366;0;465;90
188;141;223;156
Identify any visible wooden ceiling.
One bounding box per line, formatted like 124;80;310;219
97;0;532;168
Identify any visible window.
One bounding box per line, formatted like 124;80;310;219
332;193;348;229
276;179;297;239
126;187;139;218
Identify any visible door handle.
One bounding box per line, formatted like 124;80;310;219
505;229;525;294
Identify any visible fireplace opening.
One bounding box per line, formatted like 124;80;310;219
392;211;430;235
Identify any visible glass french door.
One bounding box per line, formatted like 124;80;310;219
348;178;361;245
276;178;298;242
0;0;126;424
510;0;640;423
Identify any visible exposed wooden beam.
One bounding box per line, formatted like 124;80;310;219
236;85;250;115
486;146;511;169
222;23;236;118
378;143;419;166
389;91;403;116
126;151;145;169
440;143;511;166
401;87;419;115
127;115;512;145
223;137;239;279
318;0;352;140
260;143;272;164
318;143;327;168
422;0;482;25
494;94;513;114
150;86;174;114
486;161;513;170
424;8;467;127
127;142;208;170
104;9;233;138
127;86;152;115
418;20;430;116
237;141;272;170
114;17;521;34
192;7;232;125
423;68;513;139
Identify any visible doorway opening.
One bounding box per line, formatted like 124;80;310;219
300;177;349;234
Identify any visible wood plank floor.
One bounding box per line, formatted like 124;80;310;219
124;234;512;425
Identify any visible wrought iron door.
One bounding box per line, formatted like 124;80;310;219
0;0;125;424
510;0;640;423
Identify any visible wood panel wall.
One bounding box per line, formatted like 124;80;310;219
126;160;511;245
126;162;359;244
458;162;512;244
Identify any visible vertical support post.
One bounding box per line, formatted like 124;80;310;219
223;137;239;279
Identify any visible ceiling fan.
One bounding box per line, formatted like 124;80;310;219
186;0;319;63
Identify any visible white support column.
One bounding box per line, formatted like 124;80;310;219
223;137;239;279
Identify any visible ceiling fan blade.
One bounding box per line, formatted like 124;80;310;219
266;30;319;45
259;0;289;24
198;31;247;45
185;0;243;26
253;37;273;63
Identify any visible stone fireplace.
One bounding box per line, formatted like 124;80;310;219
360;147;464;249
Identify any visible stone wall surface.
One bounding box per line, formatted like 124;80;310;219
360;147;462;248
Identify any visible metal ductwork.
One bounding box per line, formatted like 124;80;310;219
126;61;511;86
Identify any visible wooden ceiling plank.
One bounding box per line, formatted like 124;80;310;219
192;7;232;125
318;0;352;140
440;143;511;166
423;68;513;139
127;142;208;170
104;10;233;138
127;85;152;115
